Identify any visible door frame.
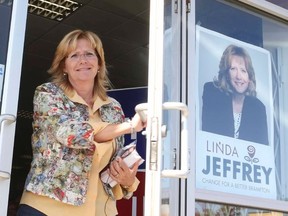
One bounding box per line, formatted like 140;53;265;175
144;0;191;215
143;0;164;215
0;1;28;215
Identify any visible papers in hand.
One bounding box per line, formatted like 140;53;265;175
100;141;144;188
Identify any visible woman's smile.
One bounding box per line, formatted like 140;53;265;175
229;55;249;94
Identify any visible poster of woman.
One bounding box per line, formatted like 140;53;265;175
195;26;276;199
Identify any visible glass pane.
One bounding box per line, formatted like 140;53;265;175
195;0;288;203
196;201;287;215
0;0;13;108
161;0;181;215
265;0;288;10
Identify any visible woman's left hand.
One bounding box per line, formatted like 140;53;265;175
108;156;140;187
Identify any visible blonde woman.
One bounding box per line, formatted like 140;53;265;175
18;30;146;216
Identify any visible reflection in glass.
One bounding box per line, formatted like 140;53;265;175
265;0;288;10
0;0;13;6
196;201;286;216
161;0;182;215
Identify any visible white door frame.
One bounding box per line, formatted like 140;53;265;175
0;1;28;215
144;0;164;215
184;0;196;215
143;0;190;215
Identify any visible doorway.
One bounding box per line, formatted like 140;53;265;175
8;1;149;215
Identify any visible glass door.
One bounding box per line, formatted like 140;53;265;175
141;0;189;215
0;1;28;215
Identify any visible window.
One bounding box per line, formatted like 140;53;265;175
194;0;288;212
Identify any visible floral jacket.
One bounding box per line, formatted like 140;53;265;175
24;82;125;206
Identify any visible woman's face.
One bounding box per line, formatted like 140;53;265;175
64;38;99;86
229;55;250;94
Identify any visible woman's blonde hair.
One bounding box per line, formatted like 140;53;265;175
48;29;111;100
214;44;256;97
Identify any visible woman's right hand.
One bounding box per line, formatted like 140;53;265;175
131;113;146;132
94;113;147;143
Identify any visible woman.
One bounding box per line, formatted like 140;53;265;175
202;44;268;145
17;29;146;216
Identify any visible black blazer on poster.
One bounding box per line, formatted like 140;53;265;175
202;82;269;145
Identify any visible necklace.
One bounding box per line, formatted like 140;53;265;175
233;112;242;138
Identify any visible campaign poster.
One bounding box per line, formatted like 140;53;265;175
195;26;276;199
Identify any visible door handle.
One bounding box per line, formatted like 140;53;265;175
135;103;148;122
135;102;189;178
135;103;167;137
0;114;16;180
161;102;189;178
135;103;148;136
0;114;16;127
0;171;10;180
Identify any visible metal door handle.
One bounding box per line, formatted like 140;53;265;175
0;114;16;180
135;103;148;122
135;103;167;137
135;102;189;178
161;102;189;178
0;171;10;180
0;114;16;127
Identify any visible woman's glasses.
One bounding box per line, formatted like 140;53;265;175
67;51;97;62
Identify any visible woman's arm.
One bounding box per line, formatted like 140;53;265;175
94;113;145;142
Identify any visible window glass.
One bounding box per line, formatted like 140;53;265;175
195;0;288;203
196;201;286;215
0;0;13;106
161;0;182;214
265;0;288;10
